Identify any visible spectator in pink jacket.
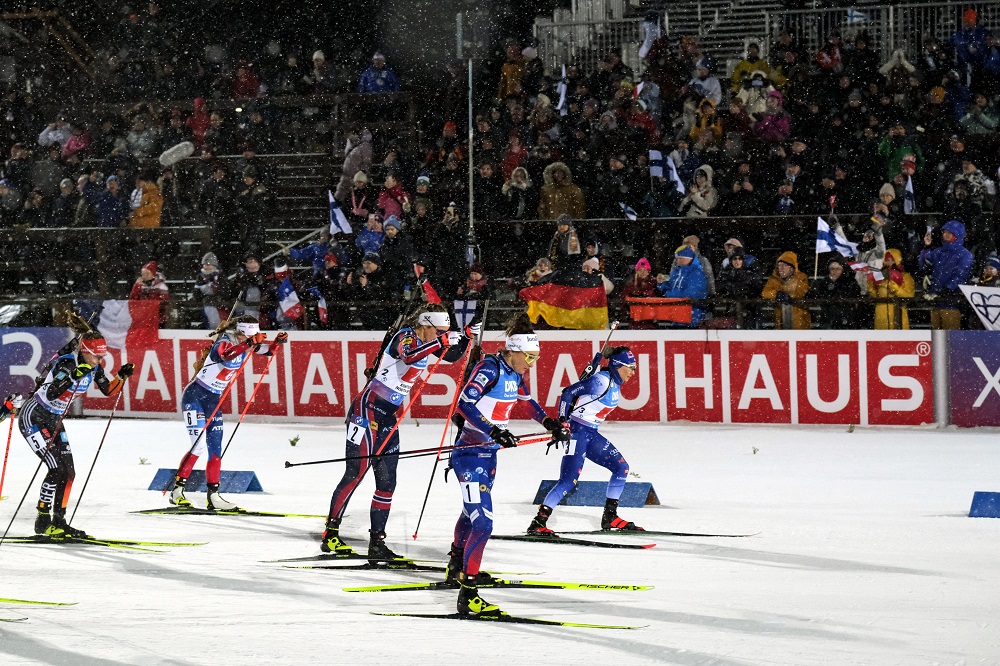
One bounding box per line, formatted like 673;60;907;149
753;90;791;143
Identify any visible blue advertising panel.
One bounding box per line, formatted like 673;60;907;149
949;331;1000;427
0;328;74;398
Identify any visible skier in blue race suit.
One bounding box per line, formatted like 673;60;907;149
527;346;643;534
444;313;568;617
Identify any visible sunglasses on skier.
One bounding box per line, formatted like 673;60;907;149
521;352;540;365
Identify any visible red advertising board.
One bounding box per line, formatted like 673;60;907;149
69;330;934;427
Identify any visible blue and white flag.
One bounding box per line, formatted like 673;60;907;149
816;217;858;257
556;64;568;117
846;9;869;24
619;202;638;221
307;286;328;323
329;190;352;235
649;149;685;194
453;299;478;329
278;277;303;320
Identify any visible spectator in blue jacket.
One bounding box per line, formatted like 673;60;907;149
355;212;386;256
358;53;401;94
82;174;130;228
283;229;348;276
656;245;709;326
919;219;974;329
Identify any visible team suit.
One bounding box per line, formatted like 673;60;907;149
172;332;281;508
325;326;468;550
529;348;641;533
18;347;127;536
449;352;548;579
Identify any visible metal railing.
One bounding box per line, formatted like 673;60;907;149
765;2;999;62
534;16;649;76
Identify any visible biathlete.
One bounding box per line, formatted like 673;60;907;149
18;330;134;537
321;303;472;561
527;346;642;534
444;313;569;617
170;316;287;510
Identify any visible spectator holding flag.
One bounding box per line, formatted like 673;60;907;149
284;228;336;276
869;249;915;329
267;259;304;330
130;260;170;328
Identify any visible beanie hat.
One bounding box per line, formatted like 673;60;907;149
312;50;326;61
725;237;743;248
354;171;368;183
675;245;696;259
555;213;574;227
274;259;289;276
416;174;430;186
323;252;338;264
964;8;977;24
106;175;120;185
60;178;73;188
200;252;220;269
879;183;896;199
143;261;158;274
443;121;457;133
384;215;402;231
989;255;1000;271
363;252;382;266
582;257;600;271
901;157;917;171
682;234;700;249
635;257;651;271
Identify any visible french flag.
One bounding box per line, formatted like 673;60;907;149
308;287;328;323
74;300;160;350
278;278;304;320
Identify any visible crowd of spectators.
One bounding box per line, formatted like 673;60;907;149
1;4;999;330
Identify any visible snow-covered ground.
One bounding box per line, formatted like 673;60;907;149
0;417;998;665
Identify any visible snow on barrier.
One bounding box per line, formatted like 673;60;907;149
0;327;973;427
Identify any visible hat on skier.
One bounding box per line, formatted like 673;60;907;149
606;346;636;384
506;333;540;353
79;335;108;358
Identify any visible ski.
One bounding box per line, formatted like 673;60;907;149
2;536;205;547
261;552;437;564
558;529;758;538
1;535;162;552
288;562;448;573
346;578;653;593
0;596;77;607
133;507;325;518
0;616;28;622
490;534;655;549
372;611;643;629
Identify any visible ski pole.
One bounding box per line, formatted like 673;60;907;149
0;415;14;499
370;434;555;464
221;344;281;459
581;320;620;379
411;300;490;540
285;432;551;468
69;387;125;524
0;460;43;549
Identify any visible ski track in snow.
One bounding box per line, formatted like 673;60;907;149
0;418;998;665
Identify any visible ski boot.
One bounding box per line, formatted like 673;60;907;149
51;512;88;539
527;504;555;535
319;520;356;555
367;531;402;564
34;511;51;535
457;573;503;617
444;544;464;584
601;498;643;531
169;477;191;507
206;483;240;511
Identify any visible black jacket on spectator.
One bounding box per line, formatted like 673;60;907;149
809;269;862;329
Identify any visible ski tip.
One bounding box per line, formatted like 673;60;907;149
284;461;292;468
411;534;418;540
640;544;657;549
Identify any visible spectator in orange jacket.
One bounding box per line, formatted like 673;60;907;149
129;171;163;228
761;251;811;329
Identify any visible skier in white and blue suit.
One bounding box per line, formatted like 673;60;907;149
527;346;643;534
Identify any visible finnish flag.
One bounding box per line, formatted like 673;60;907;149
278;277;304;320
816;217;858;257
649;149;664;178
453;299;478;328
556;64;568;117
619;202;638;221
329;190;353;235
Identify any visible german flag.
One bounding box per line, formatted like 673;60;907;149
519;283;609;330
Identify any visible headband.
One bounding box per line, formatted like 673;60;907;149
79;336;107;357
506;333;540;353
417;311;451;329
236;321;261;337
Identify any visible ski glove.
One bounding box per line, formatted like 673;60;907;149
71;363;94;380
117;363;135;379
464;322;482;338
247;332;267;346
438;331;461;347
275;332;289;344
774;291;791;304
4;393;22;412
490;425;518;448
542;416;571;443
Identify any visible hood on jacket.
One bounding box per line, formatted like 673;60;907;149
774;250;799;272
942;219;966;244
698;98;716;113
768;90;783;105
885;248;904;268
543;161;574;186
694;164;714;186
750;69;768;80
511;166;532;185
